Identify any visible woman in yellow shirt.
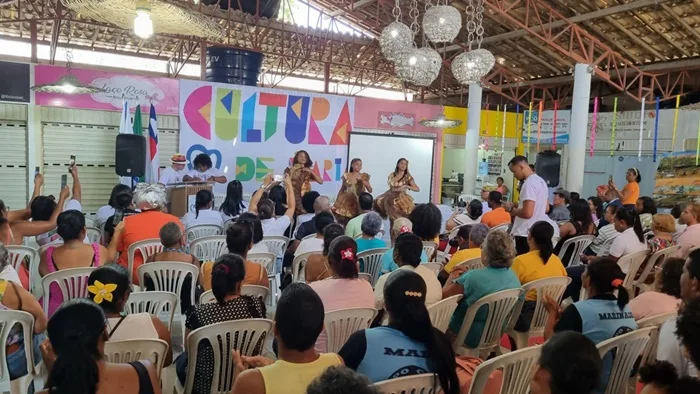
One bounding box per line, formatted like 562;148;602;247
609;168;641;210
443;224;489;275
511;221;567;333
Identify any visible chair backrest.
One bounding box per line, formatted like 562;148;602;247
453;288;522;355
261;236;289;257
374;373;440;394
427;294;462;333
455;256;483;271
468;345;541;394
182;319;273;394
186;224;224;244
241;285;270;304
125;291;178;332
85;227;103;244
597;236;617;257
127;238;163;278
557;235;595;267
686;244;700;258
104;339;169;377
422;262;443;276
190;235;228;262
200;290;216;304
6;246;38;295
0;310;34;386
292;251;319;282
358;273;372;283
301;233;316;241
137;262;199;310
357;248;389;285
247;252;276;276
636;245;682;291
596;326;656;394
520;277;572;336
636;311;677;366
489;223;510;234
422;241;437;262
620;250;651;292
41;267;96;316
38;240;63;255
324;307;377;353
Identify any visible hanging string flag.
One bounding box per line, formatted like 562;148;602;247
672;95;680;153
495;104;501;152
536;101;543;152
638;99;645;161
552;100;558;151
610;97;618;156
484;103;490;151
590;97;599;157
526;102;533;156
653;97;660;162
501;104;507;154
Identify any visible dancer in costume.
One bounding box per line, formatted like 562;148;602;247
375;158;419;221
334;158;373;224
284;150;323;215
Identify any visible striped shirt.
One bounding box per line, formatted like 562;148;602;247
589;223;619;256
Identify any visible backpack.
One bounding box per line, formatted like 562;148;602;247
455;356;503;394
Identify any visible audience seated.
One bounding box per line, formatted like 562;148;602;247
374;233;442;310
372;200;392;245
177;254;266;394
296;195;330;241
548;189;571;222
0;244;47;381
306;365;378;394
676;202;700;257
355;212;386;253
588;196;604;224
0;220;21;285
39;299;162;394
585;204;620;257
443;230;521;348
446;199;482;231
102;186;135;245
219;180;248;221
636;196;657;232
231;283;342;394
529;331;601;394
670;203;687;242
345;193;374;239
339;270;459;393
512;221;567;332
96;184;131;230
638;361;700;394
480;191;511;228
309;236;374;352
182;189;224;230
629;257;683;320
443;224;487;274
305;224;345;284
410;203;442;244
597;188;623;228
237;213;268;254
295;191;320;238
582;208;645;272
295;211;334;257
675;296;700;374
33;168;88;246
555;199;596;265
249;174;295;237
380;218;428;274
87;264;172;365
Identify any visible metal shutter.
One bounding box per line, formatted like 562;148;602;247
0;103;28;210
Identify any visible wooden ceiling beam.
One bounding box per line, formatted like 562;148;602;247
661;3;700;43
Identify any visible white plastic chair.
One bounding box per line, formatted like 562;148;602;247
84;216;96;228
86;226;103;244
241;285;270;304
199;290;216;304
422;262;443;276
358;273;372;283
489;223;510;233
0;310;37;394
635;245;682;294
427;294;462;333
686;244;700;258
596;326;655;394
127;238;163;280
291;251;319;282
357;248;388;285
557;235;595;267
620;250;651;294
374;373;440;394
301;233;316;241
422;241;437;262
453;288;522;358
455;256;483;271
261;236;289;257
467;344;541;394
190;235;228;262
37;240;63;255
636;311;677;366
597;236;616;257
175;319;273;394
41;267;96;317
125;291;178;332
186;224;224;244
324;307;377;353
6;246;39;296
104;339;169;378
507;277;571;350
247;252;276;276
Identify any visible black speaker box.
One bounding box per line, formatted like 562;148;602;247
115;134;147;177
535;151;561;187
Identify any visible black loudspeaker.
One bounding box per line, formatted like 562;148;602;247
535;151;561;188
115;134;147;177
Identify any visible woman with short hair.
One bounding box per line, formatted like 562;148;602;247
355;212;386;253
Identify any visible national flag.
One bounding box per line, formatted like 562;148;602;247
132;104;144;183
118;100;132;187
146;104;159;184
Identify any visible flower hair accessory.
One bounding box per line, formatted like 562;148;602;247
405;291;423;297
214;264;230;274
611;279;623;288
87;280;118;304
341;248;355;260
400;225;411;234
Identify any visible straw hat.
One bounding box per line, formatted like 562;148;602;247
170;153;189;164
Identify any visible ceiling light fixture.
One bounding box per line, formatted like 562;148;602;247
134;0;154;39
31;49;106;95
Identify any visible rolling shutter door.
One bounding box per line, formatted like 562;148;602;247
0;104;28;210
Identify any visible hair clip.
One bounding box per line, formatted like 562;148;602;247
214;264;230;274
341;248;355;260
87;280;118;304
400;225;411;234
611;279;623;288
404;291;423;297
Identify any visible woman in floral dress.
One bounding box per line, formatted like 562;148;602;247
284;150;323;215
375;158;420;222
333;158;373;225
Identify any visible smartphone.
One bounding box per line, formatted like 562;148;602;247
34;166;40;177
561;297;574;309
68;155;76;172
113;209;124;226
60;174;67;189
273;174;284;183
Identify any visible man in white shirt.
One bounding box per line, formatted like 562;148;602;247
249;173;295;237
506;156;549;255
295;211;334;257
158;153;188;187
657;249;700;378
182;153;227;184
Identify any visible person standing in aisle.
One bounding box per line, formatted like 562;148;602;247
506;156;549;255
158;153;188;187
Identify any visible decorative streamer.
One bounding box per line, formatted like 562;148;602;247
527;101;533;155
610;97;618;156
495;104;500;152
672;95;680;153
590;97;599;157
501;104;507;154
552;100;558;151
653;96;660;162
484;103;490;151
697;116;700;166
536;101;543;152
638;99;645;161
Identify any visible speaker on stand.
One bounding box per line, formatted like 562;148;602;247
115;134;147;187
535;150;561;188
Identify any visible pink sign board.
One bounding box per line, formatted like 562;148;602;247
34;65;179;114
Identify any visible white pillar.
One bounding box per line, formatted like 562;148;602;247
463;83;482;195
566;63;592;194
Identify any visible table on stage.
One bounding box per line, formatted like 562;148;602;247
169;182;213;217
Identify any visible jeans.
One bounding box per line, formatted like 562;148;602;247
7;333;45;380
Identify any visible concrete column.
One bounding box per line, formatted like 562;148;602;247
463;83;482;195
566;63;592;194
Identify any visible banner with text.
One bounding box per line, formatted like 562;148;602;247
179;80;353;196
522;109;571;144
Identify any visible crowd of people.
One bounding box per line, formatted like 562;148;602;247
0;151;698;394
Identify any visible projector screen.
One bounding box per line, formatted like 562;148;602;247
347;132;435;204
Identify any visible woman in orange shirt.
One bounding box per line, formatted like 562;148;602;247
609;167;640;210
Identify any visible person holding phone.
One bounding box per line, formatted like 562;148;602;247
32;166;87;247
608;168;641;210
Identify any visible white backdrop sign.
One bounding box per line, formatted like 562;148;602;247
179;80;353;196
522;110;571;144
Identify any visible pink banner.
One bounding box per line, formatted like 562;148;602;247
34;65;179;114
